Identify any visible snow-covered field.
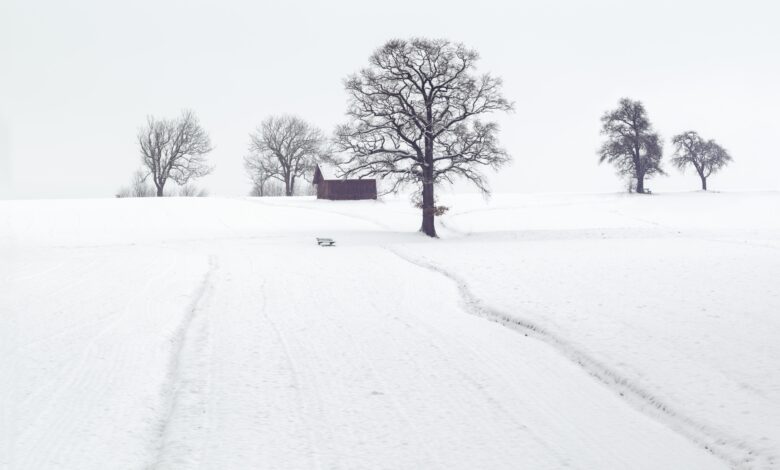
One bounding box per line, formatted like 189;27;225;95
1;192;778;469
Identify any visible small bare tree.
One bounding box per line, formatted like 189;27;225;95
245;116;326;196
333;38;512;237
116;169;154;197
671;131;732;190
243;152;275;197
138;110;213;197
129;169;153;197
598;98;664;194
249;180;285;197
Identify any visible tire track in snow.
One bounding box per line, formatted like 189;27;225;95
388;310;568;467
253;276;325;470
376;312;563;469
13;256;180;469
326;307;449;469
386;247;774;470
148;255;216;470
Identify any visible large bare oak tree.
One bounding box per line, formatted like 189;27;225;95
138;110;213;197
671;131;732;190
598;98;664;194
244;116;326;196
333;38;512;237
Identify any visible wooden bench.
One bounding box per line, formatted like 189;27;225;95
316;238;336;247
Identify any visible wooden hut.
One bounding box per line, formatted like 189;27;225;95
312;165;377;200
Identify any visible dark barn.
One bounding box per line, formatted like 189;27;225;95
313;165;377;200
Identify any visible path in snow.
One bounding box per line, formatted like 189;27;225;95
150;256;217;469
387;247;768;469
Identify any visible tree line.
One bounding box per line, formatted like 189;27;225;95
119;38;733;237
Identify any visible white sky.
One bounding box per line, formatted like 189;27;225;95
1;0;778;199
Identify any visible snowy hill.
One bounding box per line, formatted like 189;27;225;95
2;192;779;469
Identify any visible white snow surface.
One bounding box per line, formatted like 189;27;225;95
2;192;778;469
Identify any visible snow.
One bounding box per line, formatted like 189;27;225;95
1;191;778;469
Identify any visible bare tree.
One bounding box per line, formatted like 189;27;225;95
243;151;276;197
249;180;285;197
332;38;512;237
138;110;213;197
249;180;279;197
598;98;664;194
671;131;732;191
245;116;325;196
116;169;154;197
129;169;154;197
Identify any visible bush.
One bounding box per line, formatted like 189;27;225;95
412;194;449;216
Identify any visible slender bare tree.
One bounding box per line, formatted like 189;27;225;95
671;131;732;190
332;38;512;237
116;169;154;198
129;169;153;197
598;98;664;194
243;150;275;197
248;179;285;197
138;110;213;197
245;116;326;196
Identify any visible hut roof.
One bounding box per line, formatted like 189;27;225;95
313;163;377;184
312;164;343;183
312;165;324;184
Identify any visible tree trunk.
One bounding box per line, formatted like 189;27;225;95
420;106;438;237
420;176;436;237
635;174;645;194
700;175;707;191
156;185;164;197
285;179;292;197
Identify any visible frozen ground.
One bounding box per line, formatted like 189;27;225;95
1;192;778;469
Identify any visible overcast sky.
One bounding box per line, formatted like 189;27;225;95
1;0;778;199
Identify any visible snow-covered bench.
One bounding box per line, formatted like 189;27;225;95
317;237;336;247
